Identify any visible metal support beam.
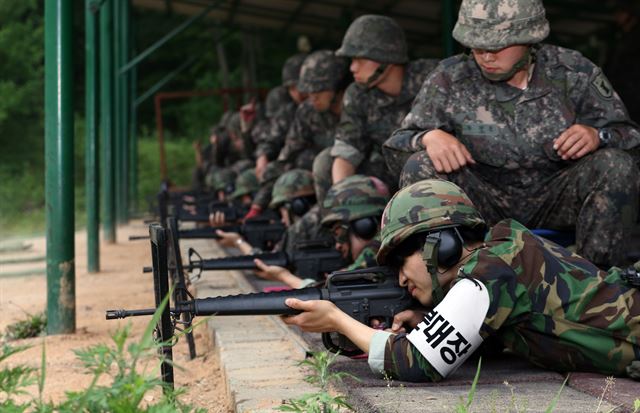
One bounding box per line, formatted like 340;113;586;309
442;0;456;57
114;0;129;224
119;0;222;75
45;0;76;334
129;7;138;213
85;0;99;272
101;0;116;242
134;56;198;107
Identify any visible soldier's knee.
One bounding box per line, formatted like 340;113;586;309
589;149;639;191
399;152;440;188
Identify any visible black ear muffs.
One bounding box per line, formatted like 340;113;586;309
434;228;463;268
351;217;378;240
290;197;311;217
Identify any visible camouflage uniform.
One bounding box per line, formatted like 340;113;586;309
384;0;640;267
321;175;390;269
276;50;349;170
371;179;640;382
313;15;439;196
255;54;307;161
228;169;259;201
269;169;332;255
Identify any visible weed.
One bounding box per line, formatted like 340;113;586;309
277;351;359;413
633;399;640;413
0;295;204;413
3;311;46;341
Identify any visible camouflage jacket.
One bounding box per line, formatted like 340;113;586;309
332;59;439;168
373;219;640;382
255;87;298;160
383;45;640;191
277;101;340;168
345;239;380;271
281;205;332;256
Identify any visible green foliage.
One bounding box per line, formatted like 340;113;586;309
3;312;47;341
454;358;482;413
633;399;640;413
0;294;204;413
277;351;357;413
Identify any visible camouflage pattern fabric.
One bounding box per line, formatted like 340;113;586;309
282;53;307;87
297;50;349;94
252;161;285;210
314;59;438;194
229;168;259;200
205;167;237;194
321;174;390;227
269;169;315;208
277;100;340;169
335;14;408;64
255;93;297;160
280;204;332;256
452;0;549;50
384;45;640;266
381;219;640;382
345;240;381;271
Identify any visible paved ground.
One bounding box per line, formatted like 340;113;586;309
181;236;640;413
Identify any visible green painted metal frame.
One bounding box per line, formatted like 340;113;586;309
442;0;456;57
45;0;76;334
101;0;116;243
85;0;100;272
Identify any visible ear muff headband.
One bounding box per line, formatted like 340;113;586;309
351;217;378;240
290;197;311;217
421;227;463;306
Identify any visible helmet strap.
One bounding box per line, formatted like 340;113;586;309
422;233;446;306
365;63;389;88
479;47;532;82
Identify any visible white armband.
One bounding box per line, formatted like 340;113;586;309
406;278;490;378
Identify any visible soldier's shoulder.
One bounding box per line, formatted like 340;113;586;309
430;54;476;84
343;81;369;103
539;44;599;75
407;58;440;76
295;100;317;116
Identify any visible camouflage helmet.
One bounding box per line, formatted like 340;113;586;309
282;53;307;87
229;169;259;200
297;50;349;94
269;169;315;208
376;179;486;265
205;168;237;194
336;15;408;64
226;111;242;138
321;175;390;227
265;86;289;118
452;0;549;50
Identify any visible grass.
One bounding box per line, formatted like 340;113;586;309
2;312;46;342
0;294;204;412
277;351;358;413
0;136;195;238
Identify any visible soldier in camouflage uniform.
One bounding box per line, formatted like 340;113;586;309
204;167;237;202
209;168;259;226
276;50;351;171
283;179;640;382
216;169;330;259
255;174;390;288
254;54;307;180
383;0;640;268
313;15;439;200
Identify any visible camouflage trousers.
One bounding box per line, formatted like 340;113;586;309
400;148;639;267
313;148;399;206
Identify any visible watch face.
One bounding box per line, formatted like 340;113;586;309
599;128;612;145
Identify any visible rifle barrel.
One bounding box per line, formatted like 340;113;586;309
199;252;288;271
193;287;323;316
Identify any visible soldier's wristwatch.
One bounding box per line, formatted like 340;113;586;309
597;128;613;148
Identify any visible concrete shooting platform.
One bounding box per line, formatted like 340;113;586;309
180;236;640;413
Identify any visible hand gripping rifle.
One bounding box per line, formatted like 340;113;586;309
107;266;413;358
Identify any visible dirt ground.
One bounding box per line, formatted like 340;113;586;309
0;222;233;412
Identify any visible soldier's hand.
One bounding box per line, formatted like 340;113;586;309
254;258;289;282
214;229;242;247
554;124;599;160
422;129;475;173
209;211;227;226
390;309;426;333
255;155;268;181
282;299;341;332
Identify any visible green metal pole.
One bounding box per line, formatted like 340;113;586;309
45;0;76;334
114;0;125;224
121;0;131;220
442;0;455;57
100;0;116;242
128;1;138;214
85;0;99;272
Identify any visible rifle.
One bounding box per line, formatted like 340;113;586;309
107;266;413;357
183;238;346;280
130;217;286;251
